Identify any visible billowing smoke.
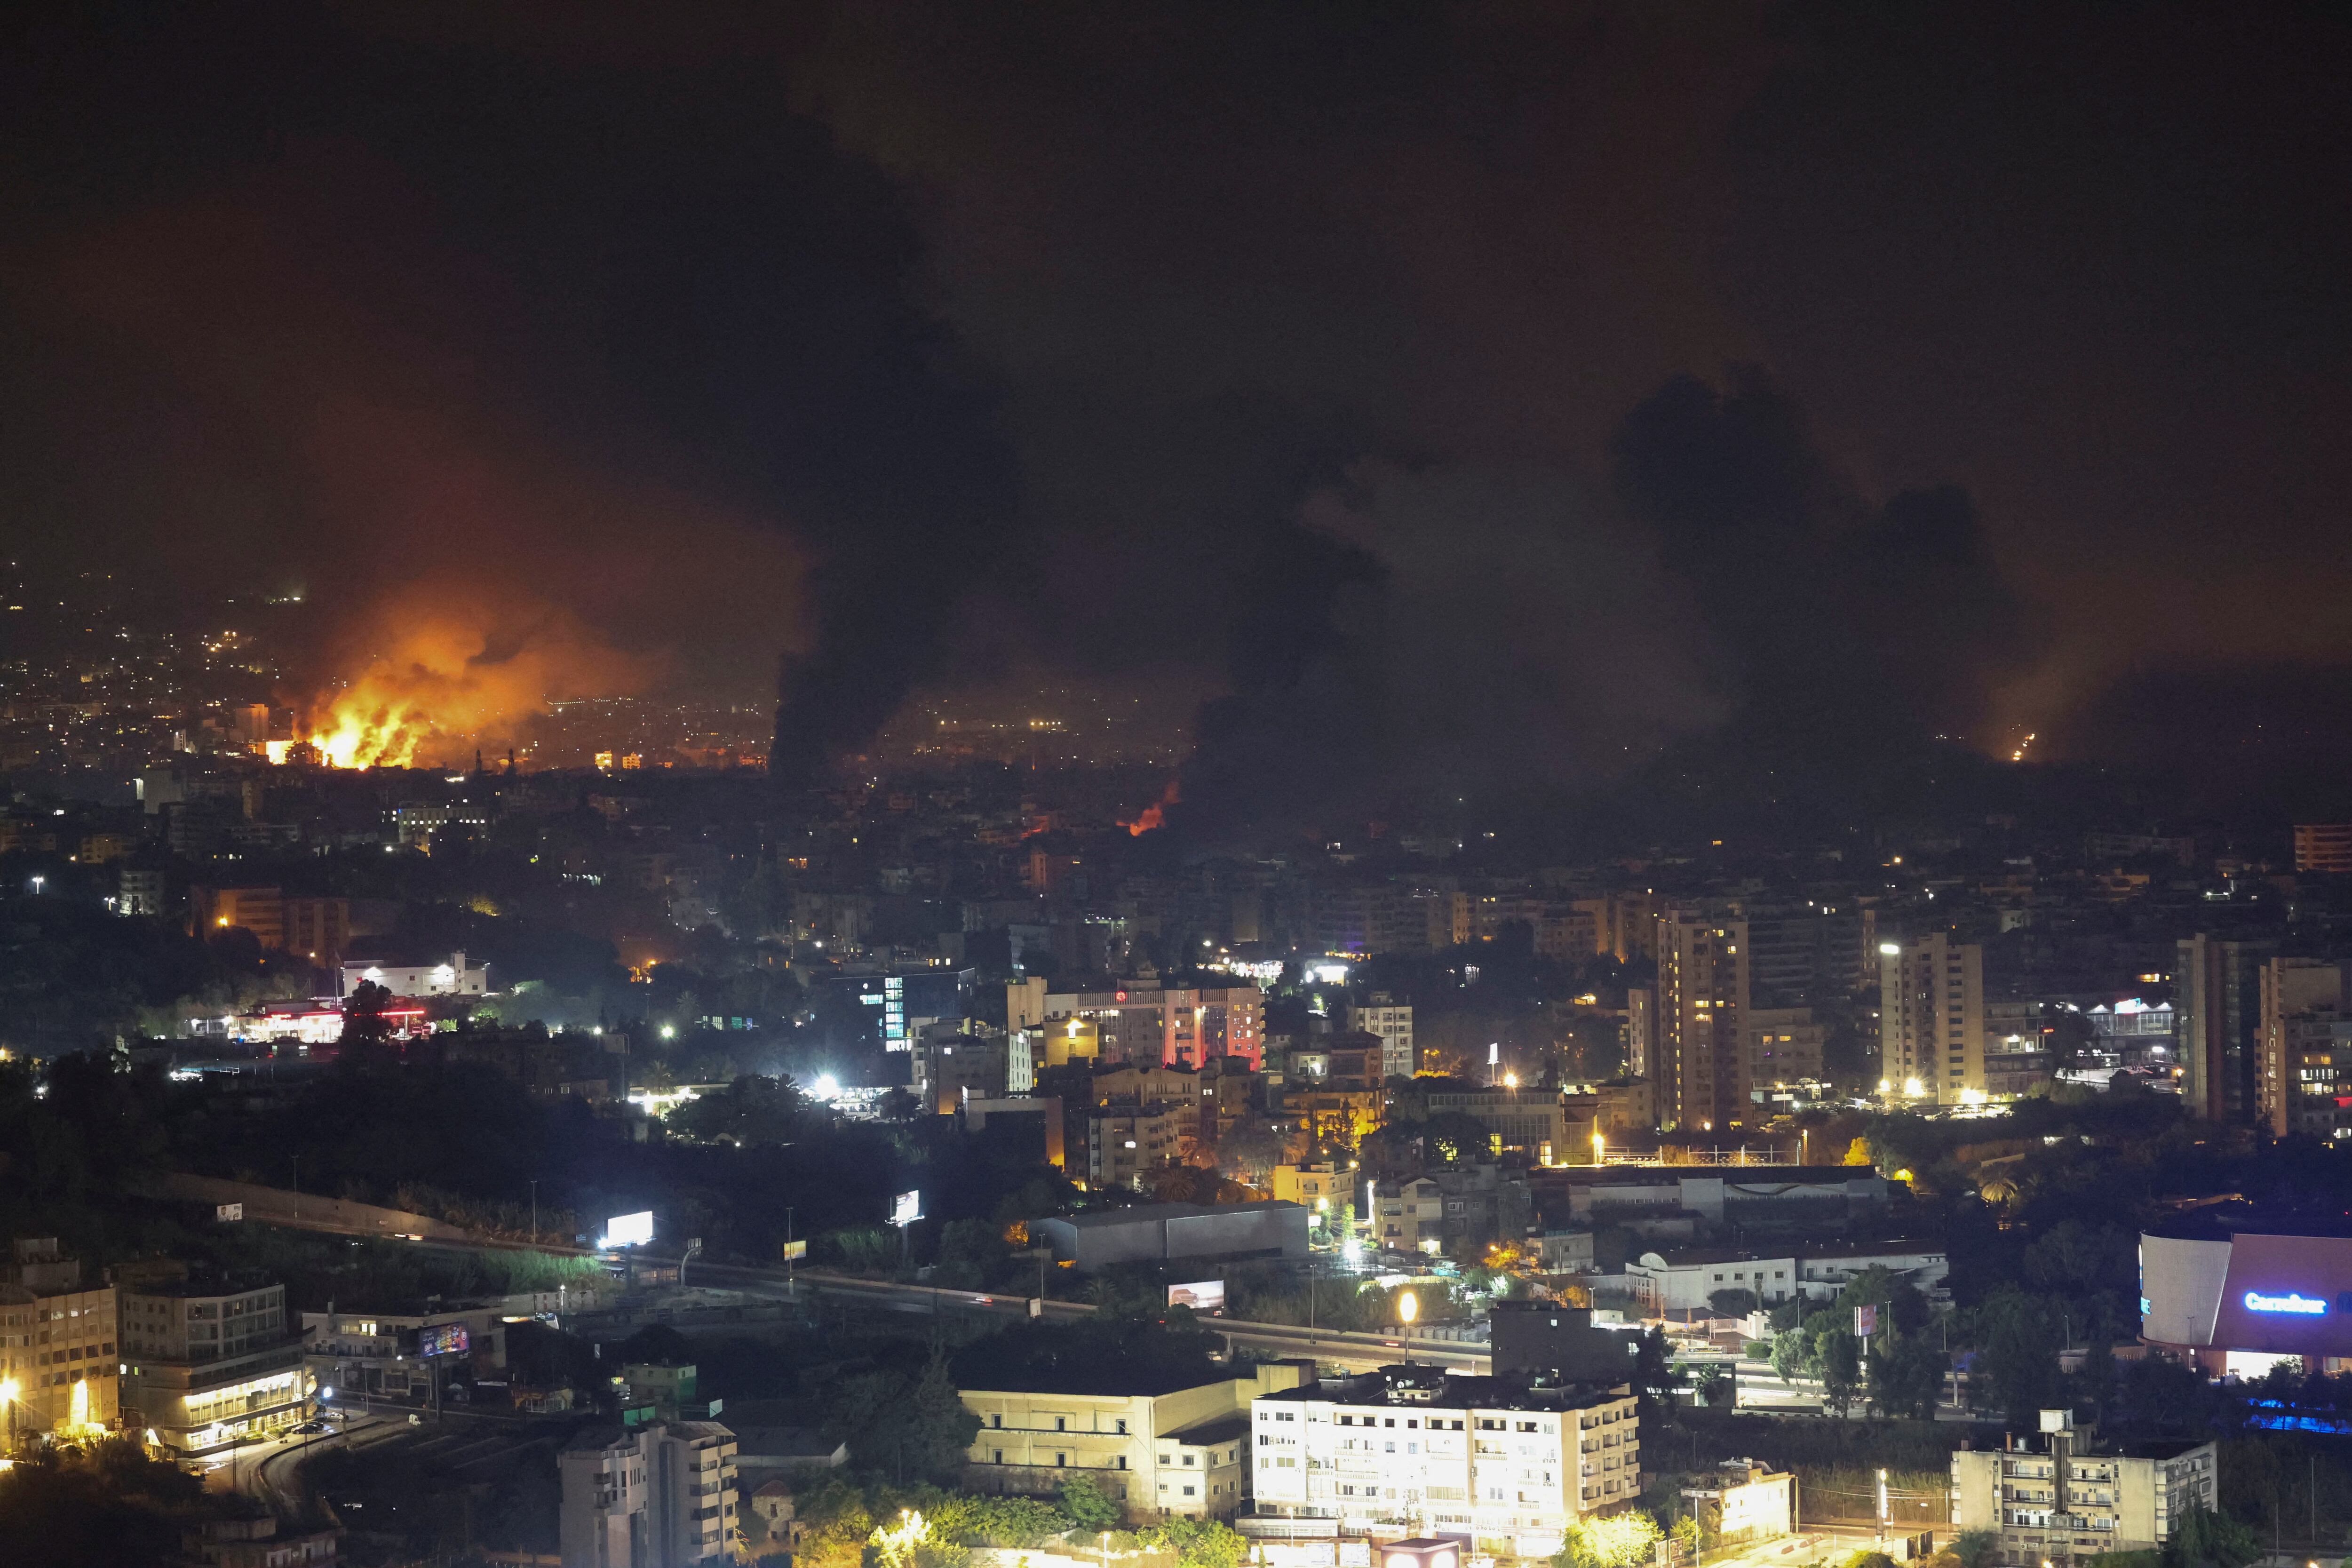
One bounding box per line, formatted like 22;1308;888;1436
1173;461;1728;836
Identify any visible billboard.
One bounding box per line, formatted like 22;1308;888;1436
891;1190;922;1227
603;1211;655;1249
418;1322;471;1358
1167;1280;1226;1313
782;1240;808;1260
1853;1303;1877;1338
216;1203;244;1222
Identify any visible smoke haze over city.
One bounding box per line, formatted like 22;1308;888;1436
7;3;2352;827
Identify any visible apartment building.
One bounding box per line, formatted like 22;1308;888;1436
1653;910;1748;1132
1270;1162;1356;1217
1879;933;1986;1103
1346;995;1417;1081
2257;956;2346;1136
0;1239;118;1435
1085;1101;1188;1190
1744;1009;1823;1088
962;1362;1306;1519
1040;982;1265;1070
1370;1167;1533;1259
559;1419;740;1568
2177;934;2277;1122
1249;1366;1640;1556
120;1274;308;1457
1950;1412;2215;1565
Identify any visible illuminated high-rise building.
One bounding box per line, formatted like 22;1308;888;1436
2177;934;2277;1122
1653;909;1747;1133
1877;934;1984;1103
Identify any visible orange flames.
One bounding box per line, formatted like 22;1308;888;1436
1123;778;1181;836
304;590;654;769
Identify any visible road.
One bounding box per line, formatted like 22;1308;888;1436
699;1261;1493;1373
208;1410;403;1518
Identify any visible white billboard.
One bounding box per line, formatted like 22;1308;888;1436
1167;1280;1225;1313
603;1210;654;1249
891;1190;922;1227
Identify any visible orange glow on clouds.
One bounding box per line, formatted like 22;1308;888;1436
307;589;654;769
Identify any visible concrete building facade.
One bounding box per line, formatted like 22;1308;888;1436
0;1240;117;1437
1654;910;1748;1132
962;1363;1303;1519
2177;934;2277;1122
1250;1366;1641;1555
1878;934;1984;1104
559;1419;739;1568
120;1277;307;1457
1950;1414;2214;1566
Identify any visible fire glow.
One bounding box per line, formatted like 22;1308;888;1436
1123;778;1181;836
302;596;650;770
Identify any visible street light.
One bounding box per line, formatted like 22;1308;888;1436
1591;1128;1606;1167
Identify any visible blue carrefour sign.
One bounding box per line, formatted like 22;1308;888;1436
2243;1290;2328;1316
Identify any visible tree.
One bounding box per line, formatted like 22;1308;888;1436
1971;1287;2066;1427
1553;1511;1663;1568
339;980;398;1051
1770;1326;1810;1384
1815;1325;1862;1416
671;1074;806;1146
2169;1505;2260;1568
1422;1111;1500;1165
903;1353;981;1486
1631;1325;1685;1407
2077;1335;2118;1422
1866;1331;1947;1420
1058;1473;1121;1531
1950;1531;1998;1568
1708;1287;1759;1317
1140;1518;1248;1568
0;1436;227;1568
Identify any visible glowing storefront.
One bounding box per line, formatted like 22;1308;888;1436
2140;1216;2352;1376
120;1277;310;1457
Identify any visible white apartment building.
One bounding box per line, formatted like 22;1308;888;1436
1348;995;1416;1081
1250;1367;1640;1558
1624;1250;1798;1313
1951;1412;2215;1564
559;1420;739;1568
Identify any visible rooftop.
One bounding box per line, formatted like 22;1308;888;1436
1531;1165;1876;1187
1261;1367;1632;1413
2144;1205;2352;1242
1165;1415;1248;1446
1049;1200;1303;1230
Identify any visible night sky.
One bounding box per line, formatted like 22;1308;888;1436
7;3;2352;827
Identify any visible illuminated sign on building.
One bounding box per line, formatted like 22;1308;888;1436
891;1190;922;1227
418;1323;471;1357
2243;1290;2328;1315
